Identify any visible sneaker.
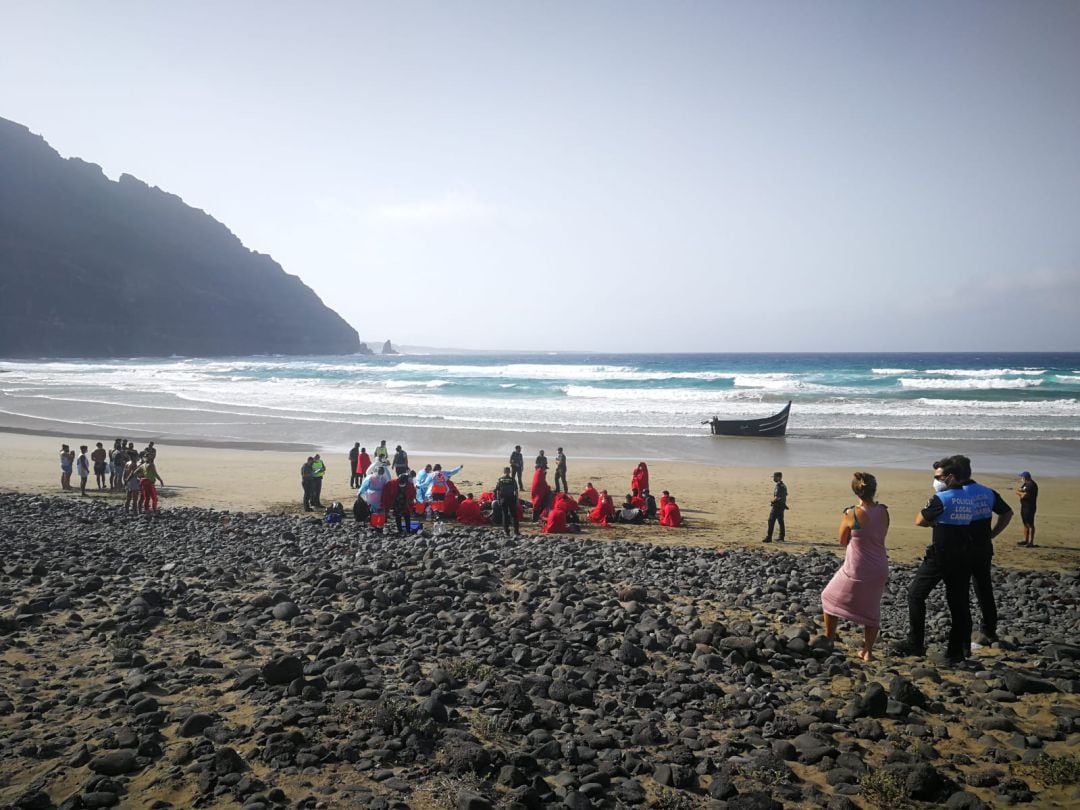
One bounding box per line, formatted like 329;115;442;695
762;537;773;544
1017;540;1029;546
972;632;996;646
777;537;785;543
889;639;926;657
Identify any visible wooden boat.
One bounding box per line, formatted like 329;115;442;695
703;401;791;437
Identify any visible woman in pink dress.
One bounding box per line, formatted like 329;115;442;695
821;472;890;661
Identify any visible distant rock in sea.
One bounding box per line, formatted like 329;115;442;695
0;116;361;358
381;340;398;355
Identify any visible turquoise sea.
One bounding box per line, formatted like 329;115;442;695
2;352;1078;474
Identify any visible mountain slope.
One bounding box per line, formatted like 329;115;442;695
0;117;361;357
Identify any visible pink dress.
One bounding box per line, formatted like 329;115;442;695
821;503;889;628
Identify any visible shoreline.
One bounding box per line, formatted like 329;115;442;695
1;413;1077;476
2;429;1077;572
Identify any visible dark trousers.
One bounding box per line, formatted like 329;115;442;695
766;505;786;540
302;479;313;510
971;540;997;639
512;466;523;489
499;497;520;536
392;508;408;535
350;470;359;488
311;477;323;507
907;542;972;660
554;468;567;493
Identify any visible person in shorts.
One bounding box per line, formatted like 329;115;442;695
1016;471;1038;547
76;446;91;496
124;458;142;514
91;442;108;490
60;444;74;491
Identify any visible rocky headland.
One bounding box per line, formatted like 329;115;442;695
1;492;1078;809
0;117;360;358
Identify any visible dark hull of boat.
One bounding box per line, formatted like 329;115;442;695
705;401;791;437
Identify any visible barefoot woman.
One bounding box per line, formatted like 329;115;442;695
821;472;890;661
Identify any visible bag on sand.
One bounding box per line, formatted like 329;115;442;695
370;513;386;528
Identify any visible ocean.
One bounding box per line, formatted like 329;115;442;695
2;352;1078;474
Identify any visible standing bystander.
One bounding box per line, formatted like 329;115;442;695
1016;471;1038;547
763;472;788;543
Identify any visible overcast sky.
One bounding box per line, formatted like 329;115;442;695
2;1;1078;352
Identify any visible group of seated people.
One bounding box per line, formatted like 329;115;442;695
341;458;684;534
529;461;685;533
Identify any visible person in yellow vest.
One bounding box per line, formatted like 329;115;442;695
310;453;326;508
373;440;389;465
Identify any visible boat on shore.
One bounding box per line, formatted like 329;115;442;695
703;401;791;437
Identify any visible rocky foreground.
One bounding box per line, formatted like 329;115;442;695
1;493;1078;810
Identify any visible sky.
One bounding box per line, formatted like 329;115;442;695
2;1;1079;352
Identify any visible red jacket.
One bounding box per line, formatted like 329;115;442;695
589;496;614;524
531;468;551;510
456;498;486;525
356;451;372;476
578;485;599;507
543;508;569;534
659;502;682;527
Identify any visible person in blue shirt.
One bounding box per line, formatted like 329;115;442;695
892;456;979;665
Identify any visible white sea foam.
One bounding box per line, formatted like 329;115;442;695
871;368;914;375
923;368;1045;377
898;377;1043;390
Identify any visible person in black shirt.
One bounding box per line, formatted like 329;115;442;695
495;466;520;537
509;445;524;489
892;456;980;664
763;472;787;543
349;442;361;488
300;456;315;512
952;455;1012;644
554;447;568;493
1016;471;1039;547
535;450;548;471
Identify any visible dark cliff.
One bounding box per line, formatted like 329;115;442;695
0;117;361;358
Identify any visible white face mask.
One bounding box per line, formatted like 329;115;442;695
933;478;949;492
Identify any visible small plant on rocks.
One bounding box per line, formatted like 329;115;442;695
354;697;435;735
106;633;142;651
442;657;494;684
472;711;514;746
738;764;789;786
859;769;908;809
1024;753;1080;785
414;773;491;810
652;786;705;809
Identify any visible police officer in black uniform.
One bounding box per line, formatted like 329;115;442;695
892;456;979;664
952;455;1012;644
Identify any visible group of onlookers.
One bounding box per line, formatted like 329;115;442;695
59;438;164;513
817;457;1037;665
308;444;690;539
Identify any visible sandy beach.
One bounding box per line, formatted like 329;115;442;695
3;430;1076;571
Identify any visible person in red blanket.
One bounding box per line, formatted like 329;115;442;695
543;491;579;534
631;462;649;495
659;490;671;509
356;447;372;481
442;481;461;519
659;495;683;527
456;493;487;525
589;490;615;526
531;465;552;522
630;489;647;513
381;473;416;535
578;482;599;507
